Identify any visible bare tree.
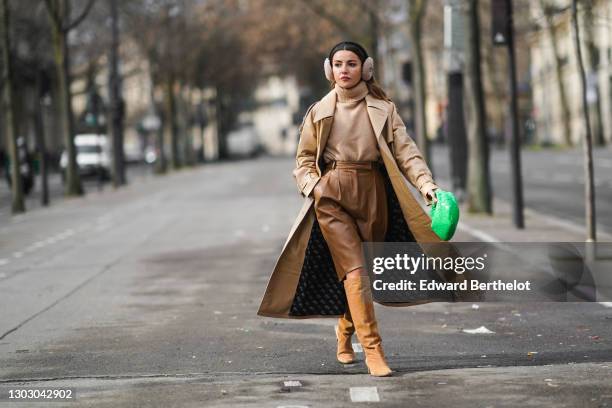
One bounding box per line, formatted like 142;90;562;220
571;0;596;241
123;0;201;169
33;68;50;206
581;0;605;146
464;0;492;214
538;0;572;146
44;0;96;196
108;0;126;187
1;0;25;213
297;0;382;65
7;3;55;207
407;0;430;162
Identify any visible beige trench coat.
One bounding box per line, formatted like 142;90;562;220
257;87;445;319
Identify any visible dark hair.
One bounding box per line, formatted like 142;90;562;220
327;41;391;102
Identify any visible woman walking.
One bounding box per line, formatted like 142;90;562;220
258;41;441;377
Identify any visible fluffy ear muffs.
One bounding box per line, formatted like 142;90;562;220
324;57;334;81
324;56;375;82
361;57;374;81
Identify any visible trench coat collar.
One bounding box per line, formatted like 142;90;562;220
313;85;389;144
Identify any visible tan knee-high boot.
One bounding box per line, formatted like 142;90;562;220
335;309;355;364
343;275;392;377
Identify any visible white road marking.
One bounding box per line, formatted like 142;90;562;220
283;380;302;387
353;343;363;353
0;258;9;266
457;222;499;243
13;252;23;258
276;406;309;408
523;207;612;240
599;302;612;308
350;387;380;402
462;326;495;334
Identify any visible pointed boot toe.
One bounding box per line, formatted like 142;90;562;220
364;345;393;377
343;276;393;377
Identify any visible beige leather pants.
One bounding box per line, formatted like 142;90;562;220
313;160;388;281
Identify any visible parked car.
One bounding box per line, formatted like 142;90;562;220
60;134;111;182
227;119;261;158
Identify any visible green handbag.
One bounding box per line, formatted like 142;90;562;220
430;190;459;241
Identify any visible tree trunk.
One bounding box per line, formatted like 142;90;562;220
464;0;492;214
407;0;430;164
164;74;180;169
582;0;605;146
215;87;227;160
181;85;194;166
147;53;166;174
34;69;49;206
540;0;572;146
368;0;380;77
108;0;126;187
571;0;596;241
49;0;83;196
1;0;25;213
198;89;207;162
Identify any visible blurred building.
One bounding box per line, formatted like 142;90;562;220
252;75;301;156
71;37;219;164
529;0;612;146
378;0;530;146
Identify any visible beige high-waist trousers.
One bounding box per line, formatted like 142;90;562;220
313;160;388;281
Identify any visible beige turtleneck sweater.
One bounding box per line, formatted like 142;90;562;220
323;81;381;164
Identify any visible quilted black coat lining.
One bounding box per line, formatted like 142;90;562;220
289;166;416;316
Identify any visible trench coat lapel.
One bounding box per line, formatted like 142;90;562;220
313;89;335;175
365;94;388;144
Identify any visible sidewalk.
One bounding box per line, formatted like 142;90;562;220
436;180;612;243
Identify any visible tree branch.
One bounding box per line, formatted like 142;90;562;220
64;0;96;32
44;0;62;29
355;0;379;20
298;0;361;39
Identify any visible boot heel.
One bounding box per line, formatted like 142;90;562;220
343;276;393;377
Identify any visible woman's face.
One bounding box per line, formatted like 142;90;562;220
332;50;362;89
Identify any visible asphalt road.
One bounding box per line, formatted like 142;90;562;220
0;156;610;407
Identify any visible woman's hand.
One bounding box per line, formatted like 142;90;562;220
423;186;438;206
